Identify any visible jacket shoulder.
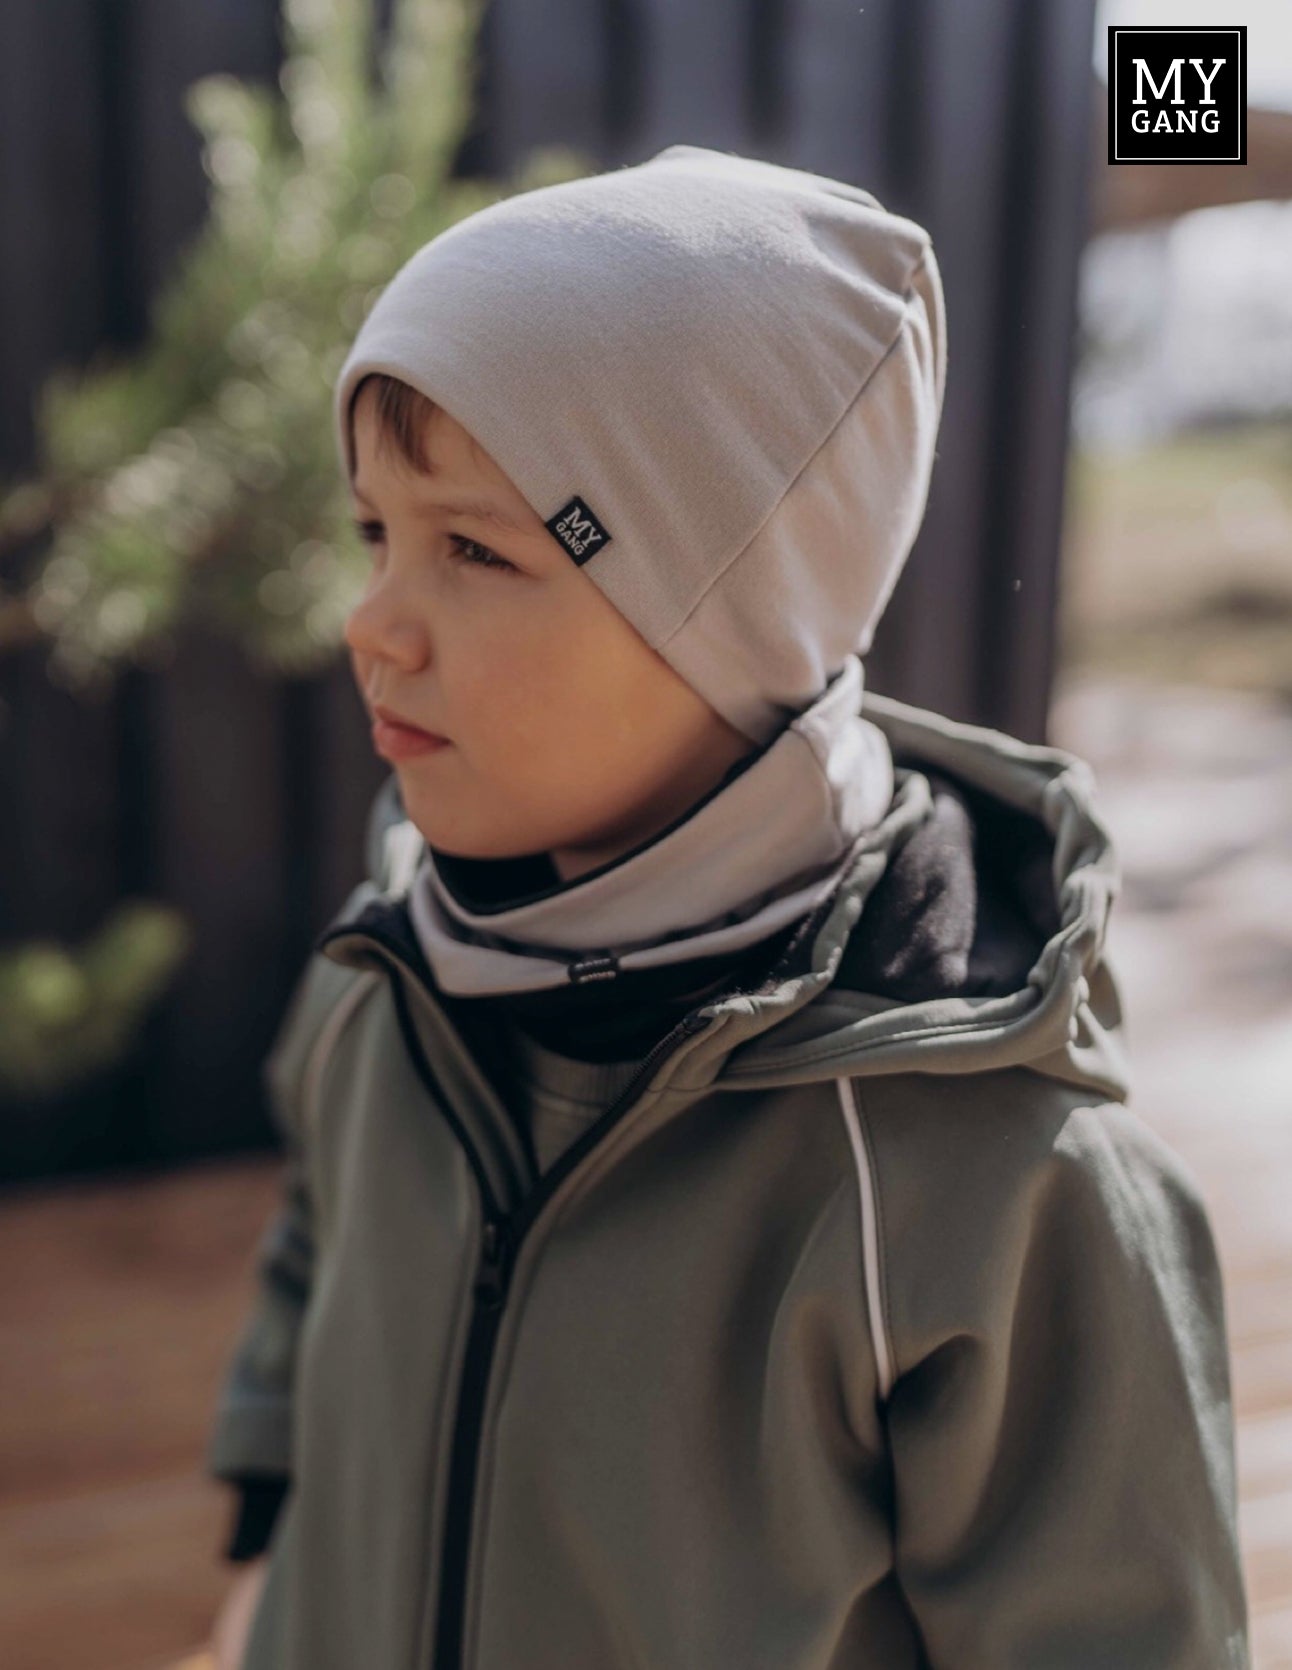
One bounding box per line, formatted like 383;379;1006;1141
264;774;410;1145
848;1070;1213;1370
264;890;384;1144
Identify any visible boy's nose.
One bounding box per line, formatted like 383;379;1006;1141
343;586;428;672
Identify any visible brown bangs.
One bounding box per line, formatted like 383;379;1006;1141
348;373;439;479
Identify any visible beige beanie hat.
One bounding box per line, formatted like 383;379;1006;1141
334;143;947;746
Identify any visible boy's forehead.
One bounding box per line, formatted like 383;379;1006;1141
354;402;490;489
350;407;532;532
350;466;530;536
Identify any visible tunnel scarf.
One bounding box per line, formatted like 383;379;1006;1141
405;655;893;996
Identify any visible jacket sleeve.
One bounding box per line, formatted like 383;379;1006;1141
871;1089;1251;1669
205;790;400;1523
205;938;369;1490
206;1143;314;1487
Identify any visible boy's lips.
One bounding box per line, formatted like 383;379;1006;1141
371;701;448;739
370;702;451;759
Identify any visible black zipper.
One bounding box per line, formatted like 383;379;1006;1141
429;1000;716;1670
317;918;717;1670
429;1207;513;1670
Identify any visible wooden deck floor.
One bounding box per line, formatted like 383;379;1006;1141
0;671;1288;1670
0;1157;280;1670
1050;674;1292;1670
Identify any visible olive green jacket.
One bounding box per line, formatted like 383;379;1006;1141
208;690;1250;1669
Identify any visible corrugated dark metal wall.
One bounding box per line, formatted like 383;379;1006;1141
0;0;1097;1181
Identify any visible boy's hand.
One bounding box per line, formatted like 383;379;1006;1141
207;1557;269;1670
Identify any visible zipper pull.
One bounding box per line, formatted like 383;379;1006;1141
475;1217;513;1311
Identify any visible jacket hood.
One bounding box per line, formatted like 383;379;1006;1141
712;690;1131;1103
328;691;1131;1106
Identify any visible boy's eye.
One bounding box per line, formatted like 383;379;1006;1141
350;520;515;575
449;536;516;574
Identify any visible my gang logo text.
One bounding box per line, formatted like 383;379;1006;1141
545;495;613;564
1108;25;1247;165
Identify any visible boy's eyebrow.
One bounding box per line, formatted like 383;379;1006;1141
351;477;526;535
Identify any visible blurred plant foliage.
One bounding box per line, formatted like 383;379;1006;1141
0;902;191;1097
0;0;592;694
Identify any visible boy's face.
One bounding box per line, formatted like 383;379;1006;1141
344;384;756;882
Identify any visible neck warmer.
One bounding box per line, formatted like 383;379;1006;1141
405;654;892;998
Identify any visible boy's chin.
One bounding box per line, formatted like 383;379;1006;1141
400;796;548;864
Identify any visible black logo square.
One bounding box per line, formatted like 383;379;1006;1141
1108;26;1246;165
544;495;613;565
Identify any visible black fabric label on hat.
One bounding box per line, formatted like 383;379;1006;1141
545;495;612;564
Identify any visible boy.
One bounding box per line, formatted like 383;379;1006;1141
205;145;1250;1668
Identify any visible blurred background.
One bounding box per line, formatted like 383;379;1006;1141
0;0;1289;1664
